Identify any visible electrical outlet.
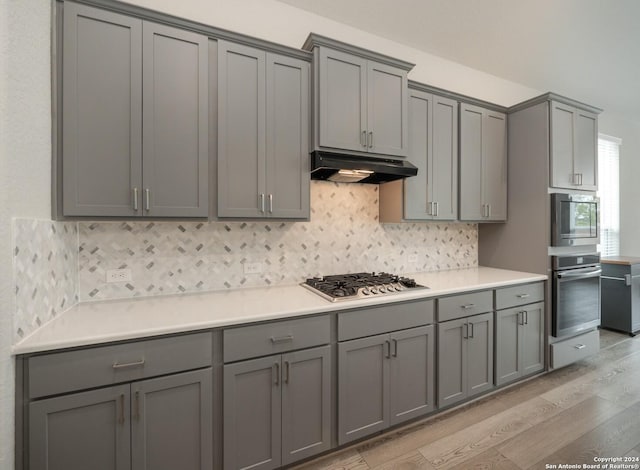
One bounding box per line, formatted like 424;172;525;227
106;268;132;283
407;254;418;263
244;262;263;274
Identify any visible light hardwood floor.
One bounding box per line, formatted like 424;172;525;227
293;330;640;470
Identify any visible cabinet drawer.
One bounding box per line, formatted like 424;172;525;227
496;282;545;310
28;332;213;399
338;299;434;341
550;330;599;369
438;290;493;322
223;315;330;363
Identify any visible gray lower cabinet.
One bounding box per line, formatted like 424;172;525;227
495;303;545;386
223;345;331;469
437;312;494;408
338;325;435;445
29;369;213;470
601;260;640;335
550;101;598;191
459;103;507;222
217;40;310;219
61;2;208;217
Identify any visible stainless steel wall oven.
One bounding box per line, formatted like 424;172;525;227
552;253;601;337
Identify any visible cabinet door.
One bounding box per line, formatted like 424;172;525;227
459;103;484;220
437;318;467;408
338;334;389;445
29;384;131;470
224;356;281;470
466;312;494;397
550;101;576;189
281;346;331;465
574;109;598;190
218;41;267;218
62;3;142;216
389;325;435;426
495;308;522;386
367;61;409;157
265;53;310;219
317;48;368;153
404;90;431;219
521;303;545;376
131;369;213;470
142;23;208;217
482;111;507;221
431;96;458;220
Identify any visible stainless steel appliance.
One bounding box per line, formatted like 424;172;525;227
551;193;600;246
302;272;427;302
552;253;601;337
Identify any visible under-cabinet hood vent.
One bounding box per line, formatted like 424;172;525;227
310;151;418;184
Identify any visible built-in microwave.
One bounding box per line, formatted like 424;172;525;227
551;193;600;247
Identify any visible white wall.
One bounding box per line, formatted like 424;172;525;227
0;0;53;467
599;112;640;256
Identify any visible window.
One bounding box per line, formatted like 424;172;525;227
598;135;621;256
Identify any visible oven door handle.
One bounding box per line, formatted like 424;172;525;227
556;268;602;279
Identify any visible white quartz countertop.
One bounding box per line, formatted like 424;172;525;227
13;267;547;355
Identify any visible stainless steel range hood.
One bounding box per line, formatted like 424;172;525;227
310;151;418;184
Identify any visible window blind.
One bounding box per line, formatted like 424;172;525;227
598;135;621;257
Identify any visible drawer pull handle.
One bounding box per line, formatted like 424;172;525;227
118;394;125;425
461;304;475;309
112;359;146;369
270;335;294;344
574;344;586;350
516;293;530;298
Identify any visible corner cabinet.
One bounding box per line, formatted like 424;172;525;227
379;89;458;222
550;101;598;191
61;2;208;217
25;333;214;470
217;40;310;219
303;34;413;158
459;103;507;222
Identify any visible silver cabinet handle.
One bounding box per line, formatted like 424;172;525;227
487;204;491;218
361;130;367;148
270;335;293;344
118;394;125;425
469;322;475;338
259;193;265;213
574;344;586;350
368;131;373;148
144;188;150;211
463;323;469;339
385;340;391;359
113;358;145;369
132;188;139;211
268;194;273;213
134;391;140;421
427;201;433;216
516;293;530;299
284;361;290;384
518;311;524;326
273;362;280;385
461;304;475;310
434;202;439;217
392;339;398;357
525;311;529;325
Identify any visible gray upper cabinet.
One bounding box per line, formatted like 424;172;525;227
223;345;331;469
380;89;458;222
304;34;412;158
141;23;209;217
218;40;310;219
459;103;507;222
550;101;598;191
437;312;494;408
61;2;208;217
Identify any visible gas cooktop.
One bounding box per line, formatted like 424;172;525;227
302;272;427;302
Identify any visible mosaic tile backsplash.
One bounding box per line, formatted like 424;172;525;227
13;219;79;341
78;181;477;301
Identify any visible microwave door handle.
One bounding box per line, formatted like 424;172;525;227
556;268;602;279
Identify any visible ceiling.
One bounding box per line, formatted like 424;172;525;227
276;0;640;122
